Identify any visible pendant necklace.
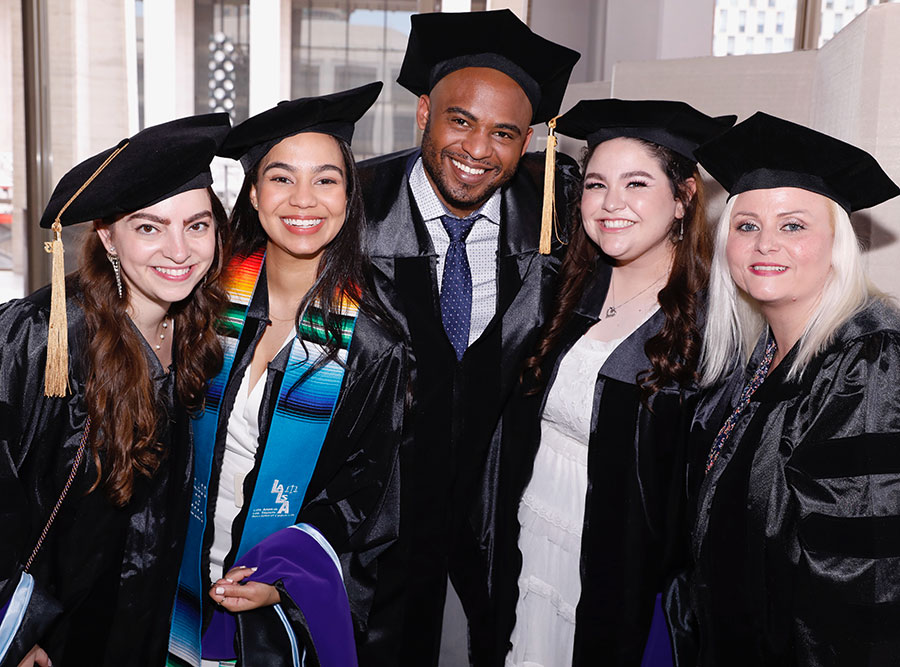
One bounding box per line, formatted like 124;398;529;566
605;274;665;319
155;317;170;351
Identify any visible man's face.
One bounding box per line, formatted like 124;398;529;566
417;67;534;218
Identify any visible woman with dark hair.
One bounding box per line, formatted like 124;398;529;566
166;83;408;667
488;100;734;667
675;113;900;665
0;114;230;667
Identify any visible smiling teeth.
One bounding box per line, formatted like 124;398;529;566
751;265;787;272
451;159;486;175
156;267;190;276
602;219;635;229
283;218;323;228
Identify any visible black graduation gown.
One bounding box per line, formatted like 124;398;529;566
196;258;408;666
488;263;694;667
358;148;579;664
678;299;900;666
0;281;192;666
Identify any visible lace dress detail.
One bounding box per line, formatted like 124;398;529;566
506;334;623;667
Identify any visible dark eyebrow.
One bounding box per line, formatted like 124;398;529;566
184;210;212;224
445;105;477;122
262;161;296;174
127;212;169;224
314;164;344;176
583;170;655;181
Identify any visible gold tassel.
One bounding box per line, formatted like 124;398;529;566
540;116;559;255
41;140;130;397
43;220;69;396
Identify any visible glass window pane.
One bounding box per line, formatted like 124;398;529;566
818;0;879;47
713;0;798;56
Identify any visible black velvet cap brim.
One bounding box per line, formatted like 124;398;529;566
396;9;580;124
39;113;231;228
695;111;900;213
555;98;736;162
219;82;383;174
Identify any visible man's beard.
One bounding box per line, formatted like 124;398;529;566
420;123;518;213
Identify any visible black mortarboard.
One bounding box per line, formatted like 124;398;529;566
39;113;231;228
555;98;736;162
695;112;900;213
37;112;230;398
396;10;580;124
220;82;383;173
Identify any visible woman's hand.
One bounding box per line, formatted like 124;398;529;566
209;565;281;612
18;645;51;667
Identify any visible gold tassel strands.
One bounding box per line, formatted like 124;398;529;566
43;219;69;396
539;116;559;256
42;140;129;397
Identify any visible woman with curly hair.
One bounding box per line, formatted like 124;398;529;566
0;113;231;666
489;100;734;667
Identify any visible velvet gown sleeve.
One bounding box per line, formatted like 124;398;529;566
204;316;408;666
785;330;900;662
0;294;83;595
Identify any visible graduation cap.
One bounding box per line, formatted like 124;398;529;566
395;9;580;124
695;111;900;213
38;112;231;397
40;113;230;228
220;82;384;173
555;98;737;162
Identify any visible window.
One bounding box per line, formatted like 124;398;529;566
713;0;798;55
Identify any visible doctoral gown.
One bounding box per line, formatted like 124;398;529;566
195;257;408;665
674;298;900;665
0;280;193;665
358;148;579;664
488;262;694;667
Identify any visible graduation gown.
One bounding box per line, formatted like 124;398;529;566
677;299;900;666
358;148;579;664
195;258;408;666
488;263;694;667
0;281;192;665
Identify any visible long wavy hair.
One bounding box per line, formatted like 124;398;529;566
230;134;397;377
524;139;711;399
700;195;874;385
78;186;229;506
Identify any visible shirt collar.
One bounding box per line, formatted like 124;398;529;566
409;157;501;225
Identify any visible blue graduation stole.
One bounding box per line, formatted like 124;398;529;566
167;249;358;666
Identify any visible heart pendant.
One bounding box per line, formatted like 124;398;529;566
605;306;617;318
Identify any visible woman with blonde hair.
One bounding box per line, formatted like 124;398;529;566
678;112;900;665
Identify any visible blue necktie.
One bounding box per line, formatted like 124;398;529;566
440;215;478;360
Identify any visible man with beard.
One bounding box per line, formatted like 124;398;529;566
358;10;580;666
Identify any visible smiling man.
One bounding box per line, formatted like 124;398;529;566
358;10;580;667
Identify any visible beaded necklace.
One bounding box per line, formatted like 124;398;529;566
705;339;777;473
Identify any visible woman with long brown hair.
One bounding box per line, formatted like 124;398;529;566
487;100;734;667
0;114;230;667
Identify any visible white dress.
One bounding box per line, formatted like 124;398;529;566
505;334;624;667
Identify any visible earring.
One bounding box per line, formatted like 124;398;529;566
678;219;684;242
107;251;123;299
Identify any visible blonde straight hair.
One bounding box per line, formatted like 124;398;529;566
700;193;874;386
